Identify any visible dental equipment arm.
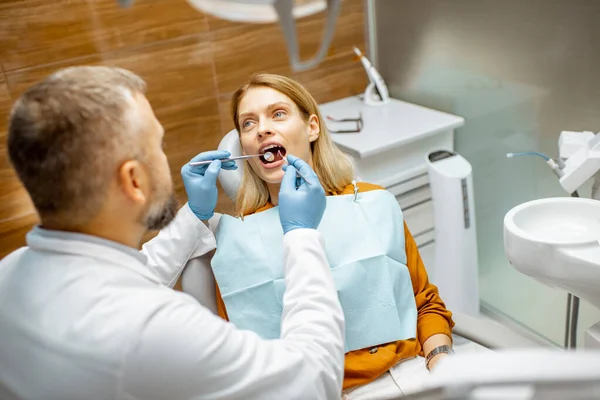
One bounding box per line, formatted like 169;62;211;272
451;313;544;349
506;130;600;199
403;350;600;400
556;130;600;198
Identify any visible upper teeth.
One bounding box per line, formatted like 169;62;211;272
262;144;280;153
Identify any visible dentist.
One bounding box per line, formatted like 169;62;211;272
0;66;345;400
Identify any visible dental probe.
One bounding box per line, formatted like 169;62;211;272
188;152;274;167
279;151;312;186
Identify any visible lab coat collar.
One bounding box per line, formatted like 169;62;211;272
26;227;161;284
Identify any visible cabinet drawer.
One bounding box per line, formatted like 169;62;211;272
401;198;434;237
385;173;429;198
414;228;435;248
396;184;431;211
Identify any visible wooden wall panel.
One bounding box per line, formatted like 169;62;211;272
0;73;40;259
5;56;103;99
88;0;209;52
0;0;368;259
103;36;217;110
0;74;12;150
0;0;101;72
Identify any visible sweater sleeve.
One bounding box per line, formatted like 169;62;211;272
403;222;455;345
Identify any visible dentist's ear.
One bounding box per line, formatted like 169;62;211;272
308;114;320;142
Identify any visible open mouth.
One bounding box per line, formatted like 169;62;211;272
260;144;287;164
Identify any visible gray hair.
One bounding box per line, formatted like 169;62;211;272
7;65;148;226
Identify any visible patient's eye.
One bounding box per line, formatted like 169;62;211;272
242;120;254;129
274;110;286;118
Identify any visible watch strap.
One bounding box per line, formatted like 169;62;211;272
425;345;454;370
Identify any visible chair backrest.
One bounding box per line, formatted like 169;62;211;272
217;129;244;202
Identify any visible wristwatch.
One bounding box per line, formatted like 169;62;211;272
425;345;454;370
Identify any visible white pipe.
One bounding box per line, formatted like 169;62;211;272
365;0;378;68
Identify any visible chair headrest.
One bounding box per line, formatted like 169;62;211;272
217;129;243;201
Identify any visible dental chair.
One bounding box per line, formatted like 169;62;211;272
215;129;544;351
183;130;600;399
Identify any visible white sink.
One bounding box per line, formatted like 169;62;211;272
504;197;600;312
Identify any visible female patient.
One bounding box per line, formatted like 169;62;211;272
182;74;454;399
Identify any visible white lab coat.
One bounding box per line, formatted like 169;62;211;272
0;205;345;400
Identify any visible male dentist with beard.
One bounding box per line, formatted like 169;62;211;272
0;66;345;400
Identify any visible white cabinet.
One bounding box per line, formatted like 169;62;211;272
319;96;465;274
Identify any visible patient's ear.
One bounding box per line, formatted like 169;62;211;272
308;114;319;142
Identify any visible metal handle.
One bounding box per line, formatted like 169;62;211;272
189;154;262;167
189;154;313;186
274;0;342;72
281;157;312;185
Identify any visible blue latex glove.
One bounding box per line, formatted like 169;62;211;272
181;150;237;220
278;155;326;234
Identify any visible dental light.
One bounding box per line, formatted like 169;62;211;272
116;0;342;72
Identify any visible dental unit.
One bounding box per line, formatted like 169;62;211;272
506;129;600;199
505;130;600;351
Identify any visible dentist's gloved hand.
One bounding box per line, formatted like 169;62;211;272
181;150;237;221
278;155;326;234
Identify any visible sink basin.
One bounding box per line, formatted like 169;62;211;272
504;197;600;312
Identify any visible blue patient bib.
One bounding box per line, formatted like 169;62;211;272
211;187;418;353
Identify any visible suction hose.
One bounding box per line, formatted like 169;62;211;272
506;151;564;178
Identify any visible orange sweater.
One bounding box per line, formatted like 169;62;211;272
215;182;454;390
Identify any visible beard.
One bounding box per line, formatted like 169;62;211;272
143;191;179;231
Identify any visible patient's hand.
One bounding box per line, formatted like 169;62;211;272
427;353;449;371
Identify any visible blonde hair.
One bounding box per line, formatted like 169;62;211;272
231;74;354;216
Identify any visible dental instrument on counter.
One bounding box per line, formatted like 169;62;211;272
326;113;363;133
353;46;389;106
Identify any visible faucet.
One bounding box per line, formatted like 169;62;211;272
507;130;600;201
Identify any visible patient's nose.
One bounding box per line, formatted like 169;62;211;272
257;119;274;138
